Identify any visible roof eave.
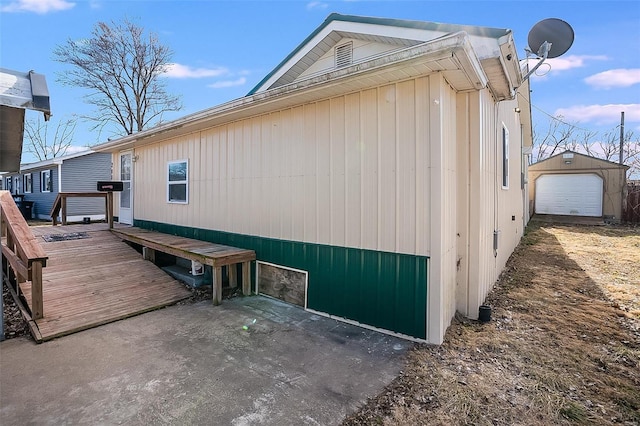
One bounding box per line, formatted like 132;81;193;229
248;12;510;95
93;32;487;153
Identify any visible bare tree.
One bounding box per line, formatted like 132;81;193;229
23;116;78;161
579;129;599;157
597;130;620;162
534;114;640;179
53;18;181;136
532;115;575;162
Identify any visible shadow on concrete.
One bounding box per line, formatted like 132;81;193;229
0;296;410;425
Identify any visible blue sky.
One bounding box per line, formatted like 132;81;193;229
1;0;639;163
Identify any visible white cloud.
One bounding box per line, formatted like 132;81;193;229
545;55;608;72
527;55;608;79
554;104;640;125
208;77;247;89
585;69;640;89
164;63;228;79
307;1;328;10
1;0;75;13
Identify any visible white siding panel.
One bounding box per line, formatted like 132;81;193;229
330;97;346;247
378;84;397;253
316;100;332;245
397;80;417;254
290;106;306;241
345;93;362;248
415;77;431;255
360;88;379;250
134;76;436;257
303;103;318;242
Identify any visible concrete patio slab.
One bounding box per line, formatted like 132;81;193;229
0;296;410;425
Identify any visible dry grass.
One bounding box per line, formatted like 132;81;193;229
551;226;640;319
343;223;640;426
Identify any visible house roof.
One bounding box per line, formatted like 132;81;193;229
530;150;630;170
4;149;97;175
0;68;51;172
249;13;519;97
93;13;523;153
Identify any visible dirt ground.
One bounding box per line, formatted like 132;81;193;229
343;223;640;426
3;223;639;425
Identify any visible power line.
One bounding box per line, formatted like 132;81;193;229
517;91;595;133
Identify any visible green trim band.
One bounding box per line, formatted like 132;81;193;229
135;219;428;339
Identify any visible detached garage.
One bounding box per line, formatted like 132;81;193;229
529;151;628;221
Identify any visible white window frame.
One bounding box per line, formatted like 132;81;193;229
501;124;509;189
24;173;32;193
13;176;20;194
41;170;52;193
167;159;188;204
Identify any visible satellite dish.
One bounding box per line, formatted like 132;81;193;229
522;18;574;81
527;18;574;58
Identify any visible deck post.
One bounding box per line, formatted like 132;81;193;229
213;266;223;305
106;192;114;229
143;247;155;263
61;194;67;226
31;261;43;320
242;262;251;295
228;264;238;289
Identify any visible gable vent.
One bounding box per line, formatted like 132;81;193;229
335;42;353;69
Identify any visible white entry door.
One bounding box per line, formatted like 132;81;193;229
119;152;133;224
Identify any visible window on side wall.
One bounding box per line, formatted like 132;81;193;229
13;176;20;194
41;170;52;193
167;160;188;204
24;173;32;193
502;124;509;189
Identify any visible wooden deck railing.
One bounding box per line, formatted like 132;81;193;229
50;192;114;228
0;191;48;319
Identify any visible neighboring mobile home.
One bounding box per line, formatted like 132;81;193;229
94;13;532;344
529;150;629;221
3;150;112;221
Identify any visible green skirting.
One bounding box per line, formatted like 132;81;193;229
135;219;428;339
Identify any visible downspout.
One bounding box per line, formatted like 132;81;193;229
55;160;63;223
56;160;63;192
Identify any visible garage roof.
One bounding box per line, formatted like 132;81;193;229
0;68;51;172
530;150;630;171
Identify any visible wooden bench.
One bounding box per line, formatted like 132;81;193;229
111;227;256;305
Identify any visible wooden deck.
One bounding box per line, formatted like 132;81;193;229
18;223;192;342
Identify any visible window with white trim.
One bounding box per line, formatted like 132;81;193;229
502;125;509;189
41;170;52;193
167;160;188;203
24;173;32;193
5;177;13;193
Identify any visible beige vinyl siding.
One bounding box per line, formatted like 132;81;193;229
129;76;436;257
427;75;459;343
463;90;524;318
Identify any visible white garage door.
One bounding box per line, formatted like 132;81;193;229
536;174;603;217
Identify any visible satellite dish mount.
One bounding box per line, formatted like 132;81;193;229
523;18;574;81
